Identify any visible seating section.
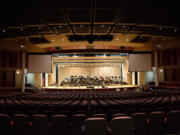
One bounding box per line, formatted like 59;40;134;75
1;89;180;134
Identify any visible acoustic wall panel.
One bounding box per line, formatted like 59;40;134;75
28;55;52;73
129;53;152;72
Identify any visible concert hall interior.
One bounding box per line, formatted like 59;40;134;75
0;0;180;135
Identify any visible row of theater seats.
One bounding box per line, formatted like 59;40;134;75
1;90;180;117
0;110;180;135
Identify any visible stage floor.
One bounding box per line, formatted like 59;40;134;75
42;85;138;89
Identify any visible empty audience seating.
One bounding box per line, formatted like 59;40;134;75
1;89;180;134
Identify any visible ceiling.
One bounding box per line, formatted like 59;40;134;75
0;0;179;52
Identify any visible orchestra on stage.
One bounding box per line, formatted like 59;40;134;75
60;76;127;87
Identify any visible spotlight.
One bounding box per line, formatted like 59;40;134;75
126;38;129;41
159;69;163;72
174;29;177;32
20;28;23;31
2;29;5;32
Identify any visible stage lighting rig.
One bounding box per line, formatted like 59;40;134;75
67;35;113;44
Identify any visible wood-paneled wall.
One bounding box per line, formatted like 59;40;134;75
0;51;22;87
159;48;180;82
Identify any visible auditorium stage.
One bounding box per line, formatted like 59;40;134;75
42;85;139;90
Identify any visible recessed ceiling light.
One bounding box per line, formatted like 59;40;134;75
126;38;129;41
20;28;23;31
174;29;177;32
156;44;162;48
2;29;5;32
16;70;20;74
20;45;25;48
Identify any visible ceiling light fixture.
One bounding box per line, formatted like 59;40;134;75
174;29;177;32
20;28;23;31
62;38;65;41
16;70;20;74
126;38;129;41
2;29;5;32
20;45;25;48
116;37;119;40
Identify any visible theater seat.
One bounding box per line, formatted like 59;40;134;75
131;112;147;135
148;111;165;135
166;110;180;134
0;114;11;135
13;114;30;135
85;117;107;135
111;116;134;135
50;114;68;135
32;114;48;135
70;114;86;135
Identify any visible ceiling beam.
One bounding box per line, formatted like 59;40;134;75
107;0;129;35
63;0;76;35
90;0;96;36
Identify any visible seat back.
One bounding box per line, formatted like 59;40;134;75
85;117;107;135
50;114;68;135
148;111;165;135
32;114;48;135
0;114;11;135
13;114;30;135
70;114;86;135
166;110;180;133
111;116;134;135
131;112;147;135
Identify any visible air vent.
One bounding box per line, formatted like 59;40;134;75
130;36;150;43
29;37;50;44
